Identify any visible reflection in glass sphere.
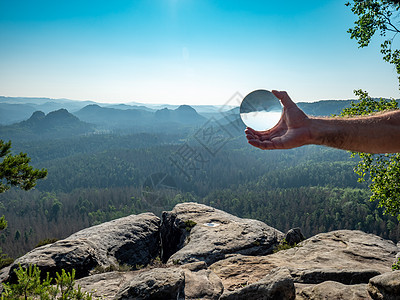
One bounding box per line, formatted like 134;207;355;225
240;90;283;131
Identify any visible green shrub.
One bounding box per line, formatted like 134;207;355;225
273;238;301;253
184;220;197;232
35;238;59;248
0;250;14;270
2;264;94;299
392;257;400;271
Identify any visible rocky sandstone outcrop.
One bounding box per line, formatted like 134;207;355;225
77;263;224;300
161;202;284;265
210;230;397;290
368;270;400;299
296;281;370;299
219;267;295;300
8;212;160;281
2;202;400;299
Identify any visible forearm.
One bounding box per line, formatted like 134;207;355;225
308;110;400;154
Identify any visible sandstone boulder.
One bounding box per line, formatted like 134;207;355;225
67;212;160;267
211;230;398;291
284;227;305;246
9;213;160;281
9;239;98;282
78;265;223;300
368;270;400;300
288;268;380;284
114;268;185;300
182;265;224;300
76;271;138;299
161;202;284;266
219;267;295;300
296;281;369;299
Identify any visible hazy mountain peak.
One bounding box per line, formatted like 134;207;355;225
47;108;71;115
176;104;196;112
154;107;171;120
174;105;203;121
28;111;46;122
82;104;102;110
152;104;205;124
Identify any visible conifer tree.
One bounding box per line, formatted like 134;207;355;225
0;140;47;193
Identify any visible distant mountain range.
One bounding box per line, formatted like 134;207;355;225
74;104;206;130
0;95;370;126
0;97;96;125
74;104;153;129
1;95;398;141
0;109;95;141
0;96;232;125
0;100;207;140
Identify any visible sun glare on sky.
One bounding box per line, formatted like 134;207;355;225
0;0;399;105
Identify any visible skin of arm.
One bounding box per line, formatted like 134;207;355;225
245;90;400;154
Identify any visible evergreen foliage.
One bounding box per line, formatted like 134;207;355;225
392;257;400;270
35;238;59;249
0;250;14;269
2;264;93;299
0;140;47;269
0;140;47;193
272;238;301;253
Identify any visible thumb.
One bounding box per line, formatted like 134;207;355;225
272;90;297;109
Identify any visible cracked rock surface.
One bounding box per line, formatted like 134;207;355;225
2;203;399;299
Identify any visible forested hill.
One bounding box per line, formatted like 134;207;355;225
74;104;206;130
0;109;95;140
73;104;153;129
297;100;353;116
0;104;208;141
297;98;400;116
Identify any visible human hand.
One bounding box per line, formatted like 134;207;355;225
245;90;312;150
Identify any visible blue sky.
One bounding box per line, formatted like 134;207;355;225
0;0;399;105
